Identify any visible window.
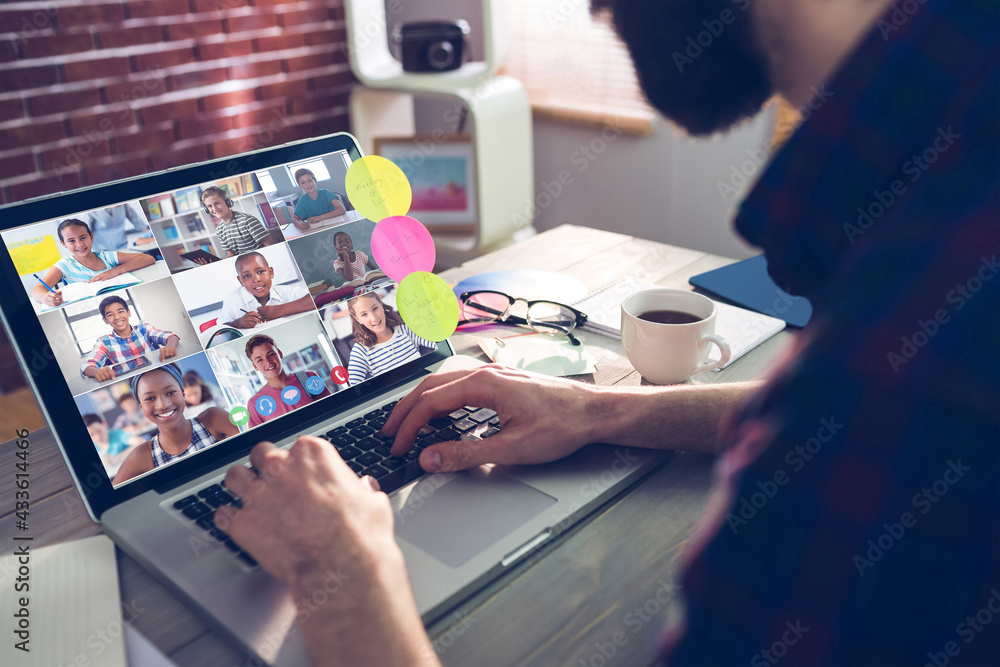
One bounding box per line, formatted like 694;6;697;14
258;171;278;194
286;159;331;184
65;290;141;356
502;0;656;134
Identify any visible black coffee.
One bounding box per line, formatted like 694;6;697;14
637;309;703;324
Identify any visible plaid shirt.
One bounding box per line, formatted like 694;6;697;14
664;1;999;665
149;416;217;468
80;322;176;377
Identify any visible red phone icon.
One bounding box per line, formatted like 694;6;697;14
331;366;349;385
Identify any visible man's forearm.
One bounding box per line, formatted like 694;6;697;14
588;381;763;454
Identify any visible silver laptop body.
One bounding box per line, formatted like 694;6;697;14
0;132;669;665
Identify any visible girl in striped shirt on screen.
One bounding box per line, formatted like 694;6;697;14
346;292;436;386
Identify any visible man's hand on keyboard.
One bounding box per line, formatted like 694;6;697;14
216;436;438;666
383;365;606;472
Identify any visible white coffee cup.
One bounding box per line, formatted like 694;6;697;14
620;289;732;385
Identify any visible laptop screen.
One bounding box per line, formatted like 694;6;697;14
0;133;450;512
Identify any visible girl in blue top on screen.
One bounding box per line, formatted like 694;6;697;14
346;292;436;386
292;168;347;231
30;218;155;308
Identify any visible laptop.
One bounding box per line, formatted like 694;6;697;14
0;132;669;665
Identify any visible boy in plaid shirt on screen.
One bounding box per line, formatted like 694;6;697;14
81;295;180;382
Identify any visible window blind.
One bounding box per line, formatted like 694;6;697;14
501;0;656;135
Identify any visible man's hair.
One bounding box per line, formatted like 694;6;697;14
245;334;278;359
57;218;91;242
98;295;128;318
590;0;772;136
347;292;405;349
235;251;268;273
82;413;104;427
294;168;316;184
333;231;351;244
201;186;231;206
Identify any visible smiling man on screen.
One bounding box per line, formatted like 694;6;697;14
214;1;998;665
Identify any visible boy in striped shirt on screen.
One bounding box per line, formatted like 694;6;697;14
346;292;436;386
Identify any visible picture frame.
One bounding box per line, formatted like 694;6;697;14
372;135;476;233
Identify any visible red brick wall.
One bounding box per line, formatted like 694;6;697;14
0;0;355;205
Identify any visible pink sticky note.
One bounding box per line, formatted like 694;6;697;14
371;215;436;282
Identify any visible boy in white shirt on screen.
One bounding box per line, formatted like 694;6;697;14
219;252;314;329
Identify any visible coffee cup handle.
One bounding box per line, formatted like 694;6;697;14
691;334;732;375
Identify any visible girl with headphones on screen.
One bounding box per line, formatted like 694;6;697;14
30;218;155;308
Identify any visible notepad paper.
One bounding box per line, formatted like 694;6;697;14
39;272;141;312
478;335;598;377
573;277;786;369
0;534;126;667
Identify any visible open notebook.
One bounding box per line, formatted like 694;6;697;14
574;277;786;369
40;272;140;312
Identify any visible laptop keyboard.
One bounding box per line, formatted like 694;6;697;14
169;399;501;568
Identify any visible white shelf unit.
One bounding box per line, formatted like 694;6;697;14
207;350;261;409
345;0;536;262
344;0;509;89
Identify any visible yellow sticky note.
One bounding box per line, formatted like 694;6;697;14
8;235;61;276
396;272;460;342
345;155;412;222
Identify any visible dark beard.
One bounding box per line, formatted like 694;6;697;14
593;0;773;136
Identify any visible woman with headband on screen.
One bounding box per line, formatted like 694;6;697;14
112;363;239;485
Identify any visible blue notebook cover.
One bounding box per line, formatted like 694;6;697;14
689;255;812;328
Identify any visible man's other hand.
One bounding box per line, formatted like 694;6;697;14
383;366;601;473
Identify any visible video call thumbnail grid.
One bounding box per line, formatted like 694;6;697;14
2;149;438;488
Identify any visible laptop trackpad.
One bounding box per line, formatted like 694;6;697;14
394;468;557;568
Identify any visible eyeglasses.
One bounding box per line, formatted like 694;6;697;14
458;290;588;345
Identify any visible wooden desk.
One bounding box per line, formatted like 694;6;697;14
0;225;793;666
